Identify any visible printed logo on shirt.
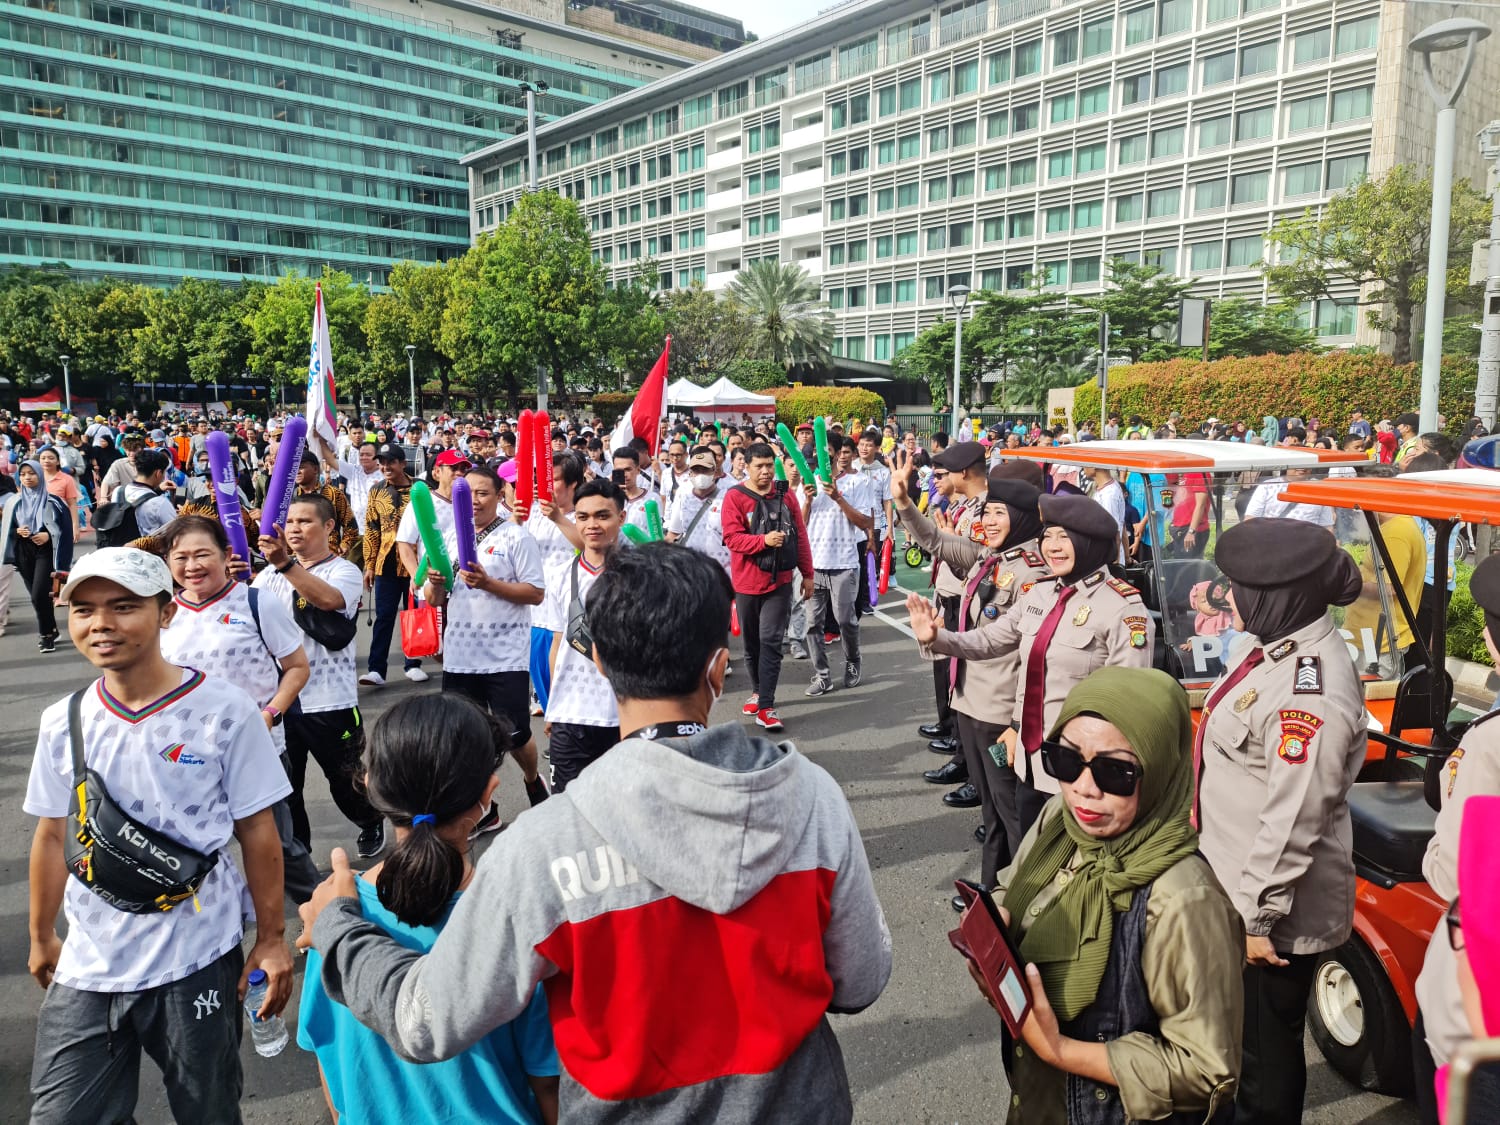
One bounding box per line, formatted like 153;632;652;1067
550;844;641;902
216;613;252;628
159;743;206;766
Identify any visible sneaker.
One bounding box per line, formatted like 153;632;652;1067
404;667;430;683
524;776;550;807
356;821;386;859
823;631;839;645
741;694;761;715
725;662;733;676
844;662;862;688
787;646;808;661
468;802;504;840
358;671;385;687
805;676;833;697
38;633;57;654
755;707;784;732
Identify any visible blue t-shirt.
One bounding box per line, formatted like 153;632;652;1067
299;877;558;1125
1124;472;1168;547
1416;518;1458;591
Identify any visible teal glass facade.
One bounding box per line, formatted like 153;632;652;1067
0;0;647;286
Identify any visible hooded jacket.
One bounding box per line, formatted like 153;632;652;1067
312;723;892;1124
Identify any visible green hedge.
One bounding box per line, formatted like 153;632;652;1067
1073;353;1478;432
586;392;634;427
1449;562;1490;665
765;385;886;429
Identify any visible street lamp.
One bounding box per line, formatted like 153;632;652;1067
1409;17;1492;433
58;354;71;414
947;284;971;436
517;80;550;193
404;344;417;421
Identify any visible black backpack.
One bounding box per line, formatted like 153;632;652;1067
93;487;153;548
732;484;799;573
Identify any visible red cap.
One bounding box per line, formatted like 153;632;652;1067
435;449;472;469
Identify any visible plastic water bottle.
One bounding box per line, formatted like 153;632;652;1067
243;969;288;1057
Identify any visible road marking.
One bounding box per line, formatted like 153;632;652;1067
872;578;916;640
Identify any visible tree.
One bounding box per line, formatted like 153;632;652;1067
132;277;247;389
52;280;150;382
364;259;457;408
246;269;370;401
1205;298;1317;358
728;260;833;371
465;192;609;402
1077;259;1191;363
0;266;71;387
1263;164;1490;364
587;259;667;393
662;282;754;382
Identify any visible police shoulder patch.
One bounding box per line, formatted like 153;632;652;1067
1268;639;1297;662
1023;550;1046;569
1003;546;1026;560
1292;655;1323;695
1082;571;1105;588
1105;577;1139;599
1276;708;1324;765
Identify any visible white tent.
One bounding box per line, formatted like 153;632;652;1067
686;376;776;417
667;378;707;407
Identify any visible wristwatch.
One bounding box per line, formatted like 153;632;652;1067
262;705;283;727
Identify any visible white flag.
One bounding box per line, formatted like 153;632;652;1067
305;282;339;466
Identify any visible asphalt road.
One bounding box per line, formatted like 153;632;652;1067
0;559;1418;1124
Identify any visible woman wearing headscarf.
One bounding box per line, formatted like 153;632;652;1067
0;459;74;652
910;493;1154;843
1193;517;1366;1125
894;460;1049;892
968;666;1244;1123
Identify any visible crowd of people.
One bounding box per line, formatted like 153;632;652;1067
5;397;1499;1125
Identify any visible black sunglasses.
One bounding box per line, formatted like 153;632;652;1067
1447;897;1464;952
1040;740;1143;797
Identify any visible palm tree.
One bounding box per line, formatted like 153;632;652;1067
728;260;833;371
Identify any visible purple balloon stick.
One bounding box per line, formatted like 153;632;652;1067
265;416;307;537
205;431;252;577
451;476;478;573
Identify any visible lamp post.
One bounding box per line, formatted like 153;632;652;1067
1409;17;1492;433
404;344;417;421
59;354;71;414
517;80;549;193
947;284;971;436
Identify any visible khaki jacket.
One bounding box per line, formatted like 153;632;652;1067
900;503;1050;725
925;493;985;599
1195;614;1365;953
1416;710;1500;1064
931;567;1154;792
996;803;1244;1125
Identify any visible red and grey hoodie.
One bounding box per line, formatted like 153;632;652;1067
312;722;893;1123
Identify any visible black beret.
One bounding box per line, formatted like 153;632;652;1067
986;478;1041;511
1470;553;1500;615
931;441;987;472
989;458;1045;488
1038;493;1118;541
1215;517;1338;587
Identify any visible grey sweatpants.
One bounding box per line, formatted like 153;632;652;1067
31;946;246;1125
806;567;859;679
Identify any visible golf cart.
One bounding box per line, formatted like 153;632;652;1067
1270;468;1500;1094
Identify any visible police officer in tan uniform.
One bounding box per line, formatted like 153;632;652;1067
909;492;1153;841
1193;518;1365;1125
1412;553;1500;1122
896;468;1048;894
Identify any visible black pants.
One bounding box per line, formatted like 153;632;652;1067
954;711;1015;885
443;669;532;752
548;722;620;794
15;536;57;637
930;595;960;735
369;574;420;678
1413;1009;1500;1123
736;585;792;709
284;705;380;849
1015;777;1051;839
1237;953;1319;1125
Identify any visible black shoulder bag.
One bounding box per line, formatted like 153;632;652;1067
63;690;219;914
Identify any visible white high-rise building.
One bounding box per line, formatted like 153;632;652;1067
465;0;1499;363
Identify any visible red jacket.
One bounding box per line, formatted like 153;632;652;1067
721;483;813;594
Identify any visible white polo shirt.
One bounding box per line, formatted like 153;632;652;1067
666;488;732;574
441;520;545;674
542;557;618;728
525;509;578;633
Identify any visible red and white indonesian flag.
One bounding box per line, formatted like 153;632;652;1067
305;283;339;466
608;336;670;456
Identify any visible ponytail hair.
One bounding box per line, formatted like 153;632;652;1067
362;695;509;927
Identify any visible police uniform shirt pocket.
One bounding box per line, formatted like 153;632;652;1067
1017;602;1047;636
1208;707;1253;769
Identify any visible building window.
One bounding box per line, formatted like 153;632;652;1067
1326;153;1368;190
983;216;1005;242
1199;114;1232;149
876;235;893;258
899;133;921;159
1076;142;1106;173
1051;94;1076;123
1082;16;1113;57
1053;29;1079;66
1009;211;1035;237
1013;103;1039;132
1073;256;1102;283
1293;28;1330;67
829;198;847;222
1046;205;1071;232
1331;86;1374;122
1227;235;1263;267
1194;179;1227;210
1316;298;1357;336
951;221;973;247
847;284;866;307
896;279;916;303
1191;241;1223;271
873;334;892;360
897;231;918;255
1074;200;1103;229
1120;74;1149;106
878;139;896;165
878;85;898;116
1048;151;1073;180
986;112;1009;140
1202;51;1236;87
1240;42;1277;77
1079;83;1110;117
1124;6;1154;45
1143;246;1178;273
1156;63;1188;97
930;70;951;103
988;50;1011;85
1288;93;1326;132
954;120;977;147
845;338;865;360
1336;15;1379;54
1283;160;1321;197
898;183;920;207
1160;0;1192;35
952;170;975;197
877;187;895;211
1115;192;1143;222
985;165;1006;191
1043;260;1069;286
848;240;867;262
1015;39;1042;76
929;126;950;153
1236;106;1273;141
1151;126;1184;159
899;77;922;110
1010;157;1037;185
1231;170;1268;205
1147;187;1180;217
927;225;948;250
849;145;869;171
954;60;979;94
928;177;948;202
1117;134;1147;165
828;244;845;265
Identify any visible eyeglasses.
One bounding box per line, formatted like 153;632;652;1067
1447;897;1464;952
932;470;950;480
1040;741;1143;797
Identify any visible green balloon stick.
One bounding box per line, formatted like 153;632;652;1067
813;417;833;484
775;423;815;484
645;498;663;542
774;457;786;481
410;481;454;584
621;524;652;546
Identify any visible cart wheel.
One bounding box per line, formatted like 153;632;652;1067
904;545;925;569
1307;939;1414;1096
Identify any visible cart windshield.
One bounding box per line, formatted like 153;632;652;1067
1132;466;1406;689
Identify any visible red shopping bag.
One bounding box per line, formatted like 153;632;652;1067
400;587;441;658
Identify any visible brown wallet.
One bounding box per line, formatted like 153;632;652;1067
948;881;1033;1036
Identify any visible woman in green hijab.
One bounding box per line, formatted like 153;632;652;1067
969;666;1245;1124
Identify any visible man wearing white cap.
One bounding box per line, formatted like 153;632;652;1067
25;548;292;1121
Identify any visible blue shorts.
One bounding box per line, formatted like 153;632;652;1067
529;626;554;711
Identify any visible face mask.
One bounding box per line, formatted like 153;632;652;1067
690;472;715;491
704;647;727;710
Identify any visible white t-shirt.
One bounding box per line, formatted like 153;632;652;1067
441;519;545;674
24;670;290;992
805;473;875;570
161;582;303;751
623;488;660;536
543;557;619;728
666;489;731;574
525;509;578;632
1244;481;1335;527
252;554;364;713
396;489;455;547
339;458;383;533
852;459;892;532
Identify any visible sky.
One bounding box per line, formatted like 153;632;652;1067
690;0;813;39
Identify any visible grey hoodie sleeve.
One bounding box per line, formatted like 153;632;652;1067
312;829;560;1063
818;776;893;1014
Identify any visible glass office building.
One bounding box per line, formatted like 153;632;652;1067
0;0;712;286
